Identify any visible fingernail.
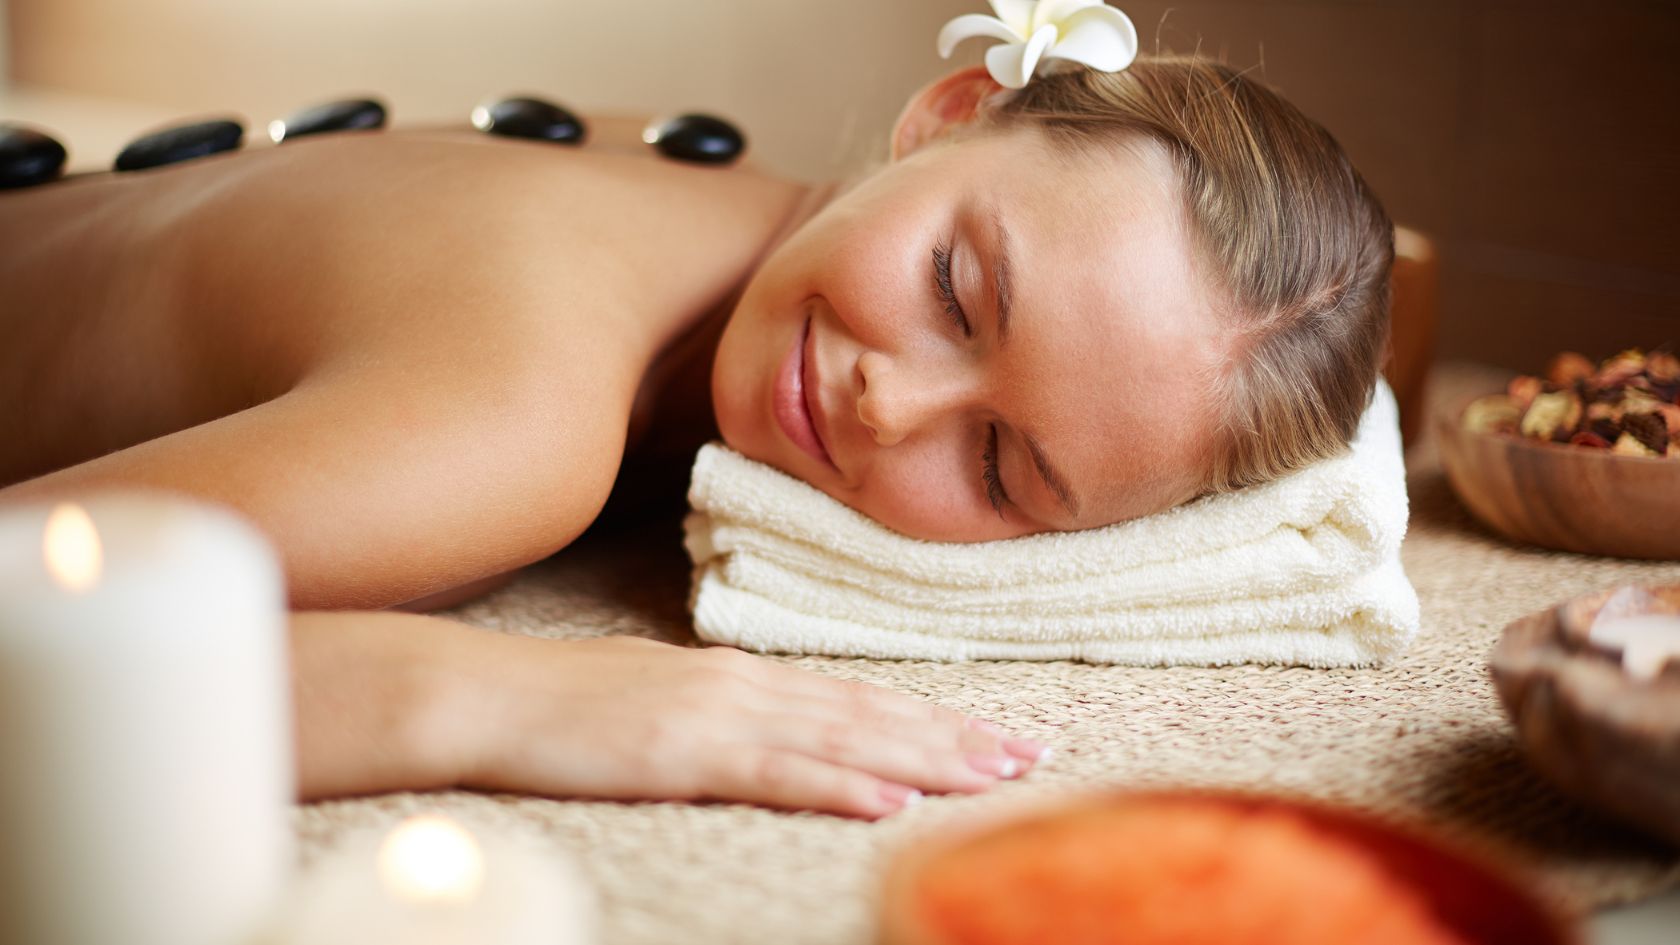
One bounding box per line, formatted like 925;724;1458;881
1002;738;1052;763
967;754;1020;779
880;783;923;812
966;718;1004;736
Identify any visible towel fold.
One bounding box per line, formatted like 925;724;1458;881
683;380;1419;667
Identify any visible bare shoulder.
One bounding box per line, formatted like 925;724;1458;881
169;129;799;354
2;142;649;608
2;128;796;608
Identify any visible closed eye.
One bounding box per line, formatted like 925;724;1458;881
981;424;1008;516
932;240;972;337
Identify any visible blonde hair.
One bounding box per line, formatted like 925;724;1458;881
978;55;1394;493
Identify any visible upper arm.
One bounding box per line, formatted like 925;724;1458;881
0;366;630;610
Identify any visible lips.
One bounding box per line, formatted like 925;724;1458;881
774;315;837;469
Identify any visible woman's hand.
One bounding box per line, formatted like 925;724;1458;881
436;634;1049;819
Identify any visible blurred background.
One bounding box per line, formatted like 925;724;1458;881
2;0;1675;372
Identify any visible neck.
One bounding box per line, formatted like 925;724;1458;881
632;177;844;456
599;177;842;525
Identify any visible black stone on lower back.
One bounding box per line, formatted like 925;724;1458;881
644;114;745;166
272;98;387;142
472;97;586;144
114;119;244;172
0;125;69;189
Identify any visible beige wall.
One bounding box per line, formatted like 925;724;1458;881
8;0;1679;371
9;0;974;179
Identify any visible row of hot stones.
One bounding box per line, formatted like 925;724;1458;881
0;96;746;189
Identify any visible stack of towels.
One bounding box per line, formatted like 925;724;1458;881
683;381;1418;668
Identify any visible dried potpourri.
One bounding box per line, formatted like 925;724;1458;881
1462;348;1680;457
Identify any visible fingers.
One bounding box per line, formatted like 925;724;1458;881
703;747;923;820
758;660;973;728
727;651;1053;770
779;690;1048;772
687;646;1054;812
746;710;1015;795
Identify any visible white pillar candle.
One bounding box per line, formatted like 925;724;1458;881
277;813;595;945
0;493;294;945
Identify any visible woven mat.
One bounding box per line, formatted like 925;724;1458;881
294;368;1680;944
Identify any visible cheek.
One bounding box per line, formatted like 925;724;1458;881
710;276;794;459
816;211;934;347
837;442;1001;541
709;336;754;454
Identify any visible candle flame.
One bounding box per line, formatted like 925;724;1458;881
43;504;102;593
377;814;484;904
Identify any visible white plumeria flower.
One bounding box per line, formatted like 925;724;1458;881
938;0;1140;90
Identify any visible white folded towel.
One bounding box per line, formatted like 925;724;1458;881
683;380;1419;667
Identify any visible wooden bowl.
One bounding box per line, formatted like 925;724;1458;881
1435;393;1680;559
1489;584;1680;846
878;790;1580;945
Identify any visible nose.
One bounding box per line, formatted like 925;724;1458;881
854;349;982;447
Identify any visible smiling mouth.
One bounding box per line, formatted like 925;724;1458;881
774;314;836;469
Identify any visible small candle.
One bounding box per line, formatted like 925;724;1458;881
278;813;595;945
379;814;487;904
0;493;294;945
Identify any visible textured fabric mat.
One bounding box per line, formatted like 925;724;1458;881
294;368;1680;944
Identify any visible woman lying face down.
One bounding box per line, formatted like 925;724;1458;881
718;61;1392;541
0;46;1391;818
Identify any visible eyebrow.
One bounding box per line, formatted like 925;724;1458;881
978;204;1080;521
988;208;1015;345
1022;431;1082;520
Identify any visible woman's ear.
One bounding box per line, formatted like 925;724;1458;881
890;66;1005;160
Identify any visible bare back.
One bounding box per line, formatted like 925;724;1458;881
0;119;809;608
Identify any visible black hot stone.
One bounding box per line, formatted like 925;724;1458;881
644;114;744;166
114;119;244;173
0;124;68;189
271;98;387;143
472;97;585;144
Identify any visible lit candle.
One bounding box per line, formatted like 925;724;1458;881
277;813;595;945
0;493;293;945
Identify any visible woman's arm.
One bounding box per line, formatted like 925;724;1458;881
293;610;1045;817
0;352;631;610
290;611;472;798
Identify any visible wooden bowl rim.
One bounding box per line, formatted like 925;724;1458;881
878;787;1582;945
1491;582;1680;723
1491;584;1680;707
1488;584;1680;846
1552;582;1680;631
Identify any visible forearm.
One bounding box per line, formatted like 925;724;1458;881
287;613;1048;819
289;610;491;801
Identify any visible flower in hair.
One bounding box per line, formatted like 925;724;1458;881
938;1;1139;90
